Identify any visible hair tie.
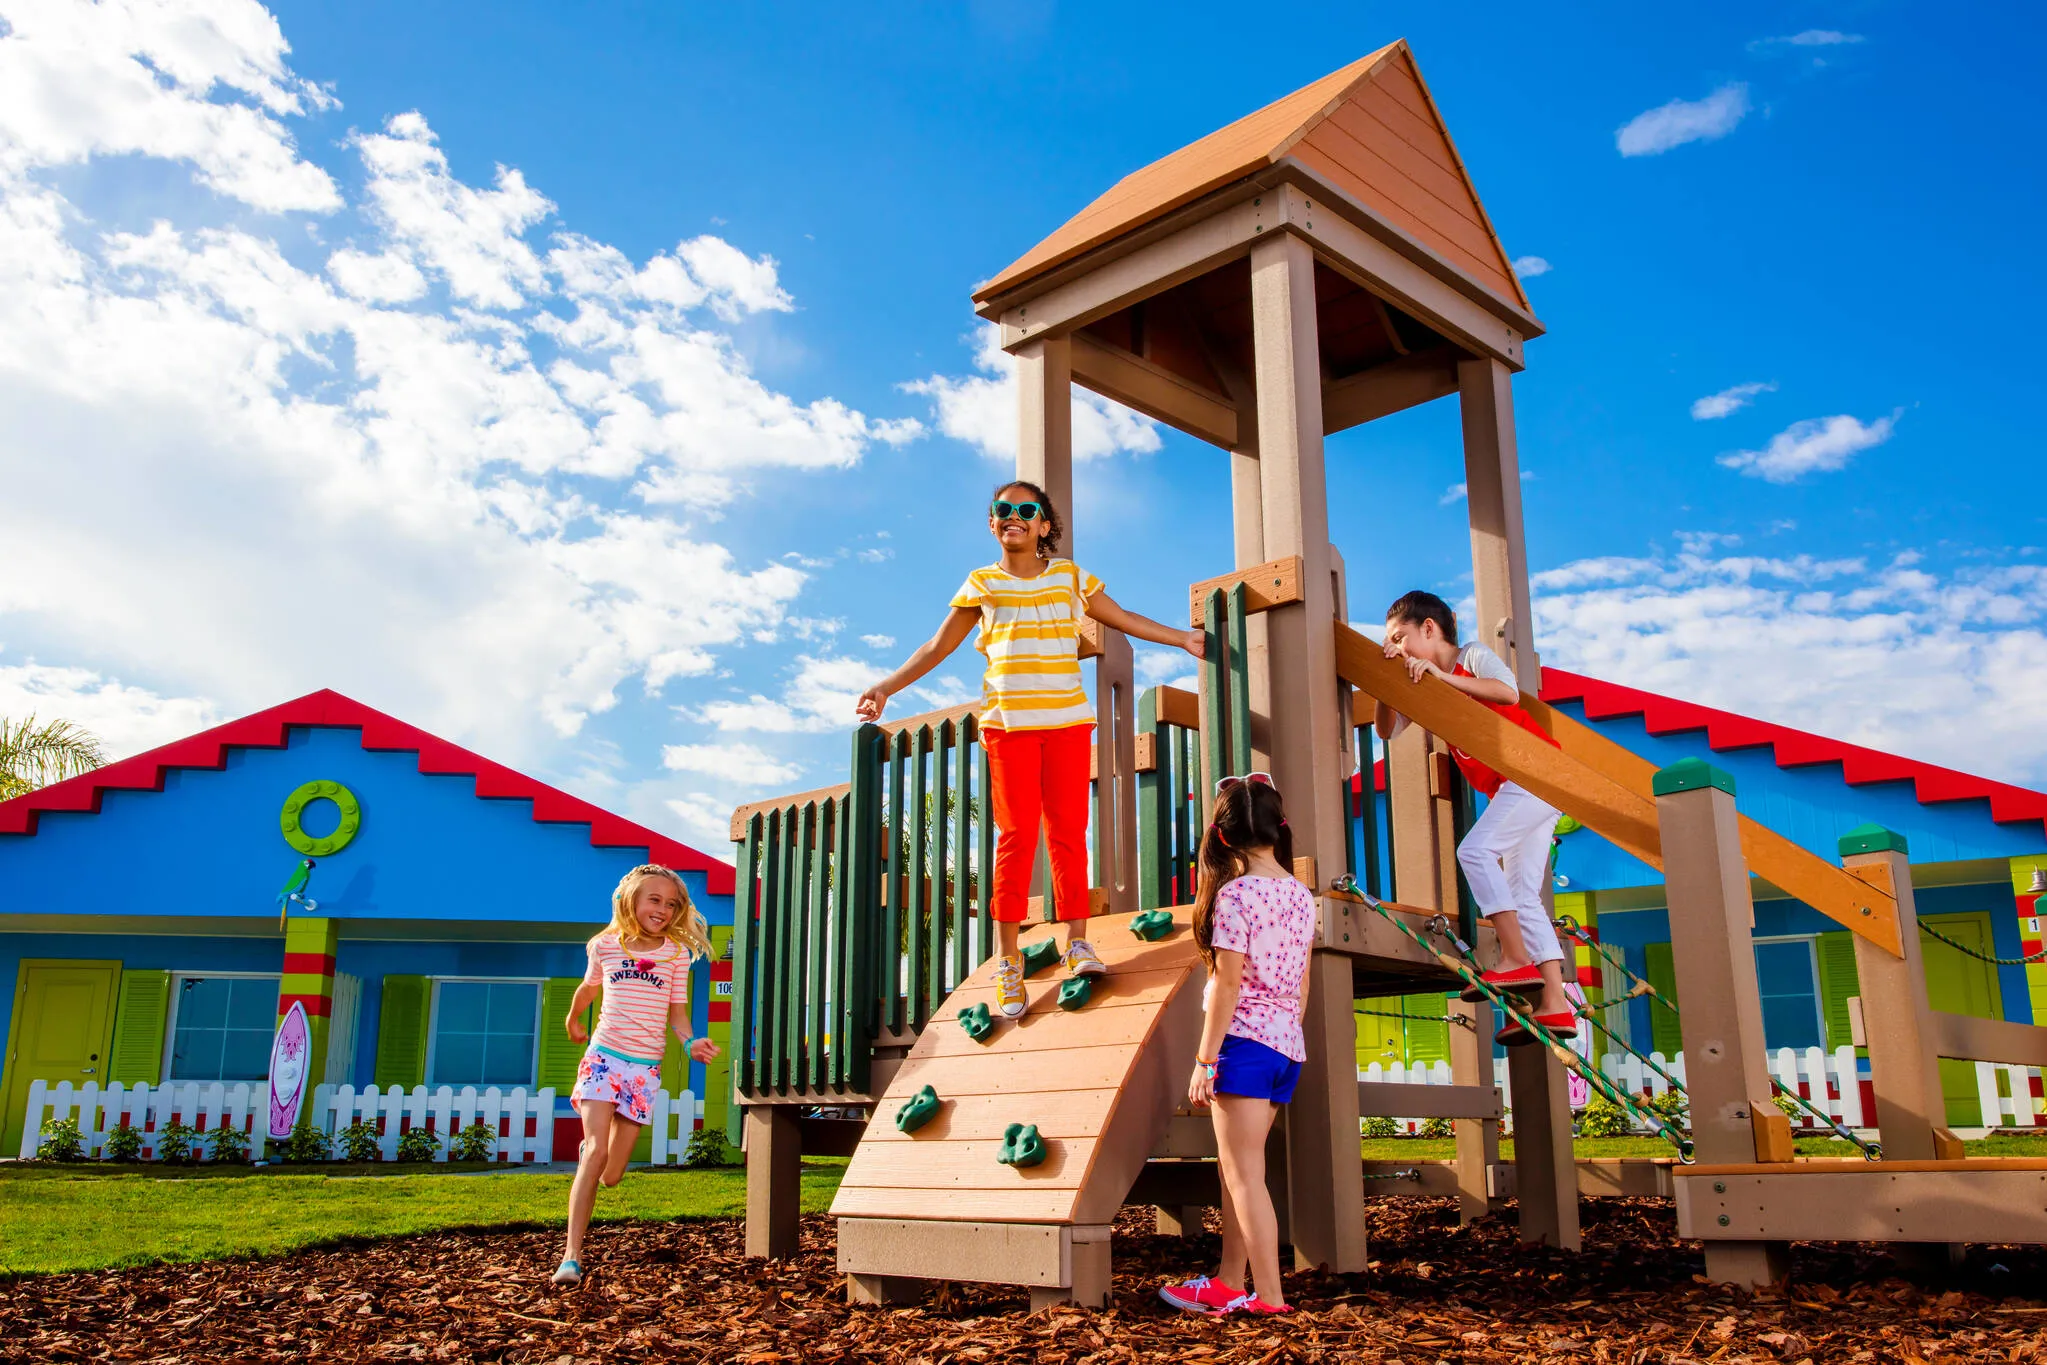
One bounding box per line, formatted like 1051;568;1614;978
1280;818;1289;828
1215;828;1231;847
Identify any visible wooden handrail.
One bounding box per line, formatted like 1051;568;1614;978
726;702;986;842
1332;619;1903;955
1188;555;1305;626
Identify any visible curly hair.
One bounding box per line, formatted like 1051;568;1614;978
990;479;1064;559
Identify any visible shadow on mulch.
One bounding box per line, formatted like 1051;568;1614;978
3;1198;2044;1362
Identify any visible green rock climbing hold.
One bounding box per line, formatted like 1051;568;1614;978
1554;815;1583;837
1130;909;1174;941
998;1122;1047;1168
1057;976;1093;1010
896;1085;941;1133
1020;938;1061;977
957;1001;995;1042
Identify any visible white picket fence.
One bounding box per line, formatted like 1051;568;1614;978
1974;1061;2046;1129
17;1080;264;1160
309;1085;557;1162
646;1089;706;1164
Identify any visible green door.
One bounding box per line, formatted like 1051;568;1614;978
1919;913;2002;1128
2;960;121;1156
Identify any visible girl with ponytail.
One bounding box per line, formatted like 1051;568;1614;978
1158;775;1314;1318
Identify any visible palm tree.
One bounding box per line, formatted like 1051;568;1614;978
0;714;107;801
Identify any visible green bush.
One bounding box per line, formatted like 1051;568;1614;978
278;1120;333;1163
1362;1116;1398;1139
156;1120;199;1165
1419;1116;1453;1140
448;1121;495;1164
1645;1089;1689;1129
336;1120;382;1163
206;1121;251;1164
102;1122;144;1162
681;1126;736;1168
35;1115;85;1161
396;1125;442;1163
1577;1094;1630;1138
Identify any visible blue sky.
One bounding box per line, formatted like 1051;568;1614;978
2;0;2044;855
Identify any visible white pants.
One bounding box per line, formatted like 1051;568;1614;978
1456;782;1565;967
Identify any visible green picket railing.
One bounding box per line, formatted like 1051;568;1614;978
1136;685;1202;908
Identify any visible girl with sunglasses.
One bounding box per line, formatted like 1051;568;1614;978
1159;773;1309;1317
551;864;717;1287
855;480;1202;1017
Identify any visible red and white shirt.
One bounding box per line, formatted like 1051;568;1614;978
584;933;691;1063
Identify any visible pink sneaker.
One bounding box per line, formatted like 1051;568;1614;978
1225;1292;1294;1314
1158;1275;1240;1314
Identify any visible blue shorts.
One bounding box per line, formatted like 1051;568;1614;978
1215;1035;1301;1104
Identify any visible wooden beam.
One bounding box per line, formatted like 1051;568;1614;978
1322;348;1459;434
1186;555;1305;626
1071;332;1238;448
1525;699;1902;955
1931;1009;2047;1067
1153;684;1199;731
837;1217;1070;1288
729;783;853;842
1357;1081;1501;1120
1675;1167;2047;1243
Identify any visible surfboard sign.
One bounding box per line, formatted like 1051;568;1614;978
268;1001;312;1139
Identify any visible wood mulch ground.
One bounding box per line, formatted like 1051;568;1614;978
3;1198;2043;1363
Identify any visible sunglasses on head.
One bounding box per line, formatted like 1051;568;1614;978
990;499;1045;522
1214;771;1275;796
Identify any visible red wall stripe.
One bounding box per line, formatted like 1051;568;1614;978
279;993;332;1018
282;952;337;977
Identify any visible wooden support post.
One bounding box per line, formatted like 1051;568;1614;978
1457;355;1537;689
1093;626;1138;915
846;1273;923;1305
1506;1040;1578;1248
743;1104;802;1259
1842;827;1949;1160
1027;1225;1113;1310
1153;1205;1206;1237
1015;335;1074;553
1447;996;1498;1225
1250;229;1364;1274
1656;758;1788;1287
1231;424;1273;772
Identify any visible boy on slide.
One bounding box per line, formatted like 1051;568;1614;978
1374;590;1576;1046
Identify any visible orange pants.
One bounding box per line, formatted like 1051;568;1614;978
984;723;1093;924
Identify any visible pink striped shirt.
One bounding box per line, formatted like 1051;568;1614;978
584;933;691;1062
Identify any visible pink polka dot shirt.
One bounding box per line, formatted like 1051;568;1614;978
1202;874;1318;1063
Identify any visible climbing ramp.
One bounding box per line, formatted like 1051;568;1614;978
832;908;1203;1305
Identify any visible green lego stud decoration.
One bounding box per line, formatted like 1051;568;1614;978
895;1085;941;1133
998;1122;1047;1168
1838;823;1909;857
1554;815;1583;836
1130;909;1174;941
1057;976;1094;1010
280;779;362;857
957;1001;995;1042
1650;756;1735;798
1020;938;1061;977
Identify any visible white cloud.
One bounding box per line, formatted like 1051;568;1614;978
1617;84;1751;157
1690;381;1776;420
1534;547;2047;787
1716;412;1899;482
691;653;876;733
1439;482;1467;505
903;323;1163;464
1511;255;1552;279
664;793;736;848
0;654;220;760
662;741;801;786
0;0;924;779
859;633;895;650
1754;30;1866;48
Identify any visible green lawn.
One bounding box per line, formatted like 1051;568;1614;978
1359;1134;2047;1160
0;1159;847;1277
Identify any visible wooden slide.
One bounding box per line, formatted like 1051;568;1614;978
831;908;1203;1300
1331;621;1904;956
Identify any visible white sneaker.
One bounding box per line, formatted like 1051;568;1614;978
1063;938;1107;976
995;954;1028;1017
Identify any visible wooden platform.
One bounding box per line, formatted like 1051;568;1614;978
1674;1159;2047;1243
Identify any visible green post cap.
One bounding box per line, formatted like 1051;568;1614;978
895;1085;941;1134
1838;823;1909;857
1057;976;1094;1010
957;1001;996;1042
1651;756;1736;798
1130;909;1175;941
1554;815;1583;836
998;1122;1047;1168
1020;938;1061;978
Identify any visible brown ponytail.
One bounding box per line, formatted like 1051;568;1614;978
1191;780;1294;972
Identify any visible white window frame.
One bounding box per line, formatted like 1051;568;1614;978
1751;934;1826;1051
424;977;545;1090
163;971;283;1084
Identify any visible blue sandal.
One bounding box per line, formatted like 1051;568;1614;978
551;1257;583;1286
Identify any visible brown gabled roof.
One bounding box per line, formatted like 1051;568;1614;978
973;40;1531;316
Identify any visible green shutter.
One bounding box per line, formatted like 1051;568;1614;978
1402;992;1451;1065
1814;931;1862;1050
373;975;430;1089
107;970;170;1086
1643;942;1683;1057
537;977;591;1094
1355;995;1404;1068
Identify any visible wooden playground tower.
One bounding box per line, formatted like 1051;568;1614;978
727;41;2047;1307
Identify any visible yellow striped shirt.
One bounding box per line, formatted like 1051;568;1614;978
951;559;1105;731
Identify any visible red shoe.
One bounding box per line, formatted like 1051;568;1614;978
1158;1275;1240;1314
1496;1011;1578;1047
1225;1293;1294;1315
1460;963;1543;1002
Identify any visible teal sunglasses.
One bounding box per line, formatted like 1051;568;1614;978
990;499;1045;522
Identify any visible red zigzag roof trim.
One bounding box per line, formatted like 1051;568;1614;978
0;689;734;895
